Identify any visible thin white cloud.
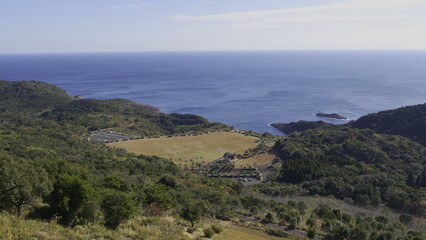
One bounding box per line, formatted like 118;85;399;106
109;2;152;9
202;0;215;4
168;0;426;25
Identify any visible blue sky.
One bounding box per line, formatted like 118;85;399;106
1;0;426;53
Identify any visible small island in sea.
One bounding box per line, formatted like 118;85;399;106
315;112;348;120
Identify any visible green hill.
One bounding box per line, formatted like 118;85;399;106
271;103;426;146
350;103;426;146
270;120;334;135
41;98;231;136
1;80;426;240
0;80;242;236
271;127;426;214
0;80;72;113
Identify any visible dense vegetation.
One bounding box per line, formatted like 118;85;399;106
0;81;238;237
0;80;72;113
271;103;426;146
349;103;426;146
1;80;426;239
272;127;426;214
270;121;334;135
42;98;231;137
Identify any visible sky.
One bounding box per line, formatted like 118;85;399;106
1;0;426;53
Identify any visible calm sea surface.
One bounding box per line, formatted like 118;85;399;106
1;51;425;135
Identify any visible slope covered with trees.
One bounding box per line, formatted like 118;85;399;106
0;81;242;235
350;103;426;146
270;120;334;135
1;80;426;240
0;80;72;113
41;98;230;136
271;103;426;147
272;127;426;214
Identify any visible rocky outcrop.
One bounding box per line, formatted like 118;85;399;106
316;112;348;120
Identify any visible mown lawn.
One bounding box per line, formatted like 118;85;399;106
212;225;289;240
107;132;257;165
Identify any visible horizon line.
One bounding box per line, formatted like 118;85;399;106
1;49;426;55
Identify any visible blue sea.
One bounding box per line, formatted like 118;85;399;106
1;51;425;135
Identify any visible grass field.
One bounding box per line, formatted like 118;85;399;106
212;225;289;240
107;132;257;165
234;153;276;168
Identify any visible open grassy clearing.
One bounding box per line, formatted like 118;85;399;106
0;213;185;240
212;224;290;240
107;132;258;165
234;153;276;168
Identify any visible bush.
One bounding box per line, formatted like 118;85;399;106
307;228;316;239
101;190;137;229
186;227;195;233
204;227;215;238
375;216;389;224
266;228;289;238
264;212;274;223
306;218;316;227
399;214;413;224
180;202;201;228
158;175;177;188
211;224;223;233
48;175;93;226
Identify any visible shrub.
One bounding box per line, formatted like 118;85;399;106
266;228;289;238
158;175;177;188
103;175;131;192
375;216;389;224
211;224;223;233
180;202;201;228
204;227;215;238
48;175;93;226
399;214;413;224
307;228;316;239
101;190;137;229
342;213;352;224
306;218;316;228
264;212;274;223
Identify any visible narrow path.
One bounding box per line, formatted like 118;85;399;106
237;215;324;240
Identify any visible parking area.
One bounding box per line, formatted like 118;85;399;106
90;131;136;143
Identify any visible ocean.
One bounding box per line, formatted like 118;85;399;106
1;51;425;135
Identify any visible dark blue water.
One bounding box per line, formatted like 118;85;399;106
1;51;425;135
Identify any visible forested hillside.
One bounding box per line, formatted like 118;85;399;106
350;103;426;146
1;80;426;240
41;98;231;136
0;80;72;113
0;81;239;238
270;121;334;135
270;127;426;214
271;103;426;147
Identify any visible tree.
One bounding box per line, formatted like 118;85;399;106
143;184;174;210
49;174;93;225
399;214;413;224
407;172;416;187
349;227;368;240
158;175;177;188
264;212;274;223
103;175;131;192
203;227;215;238
307;228;316;239
180;202;202;227
101;190;137;229
0;156;52;216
